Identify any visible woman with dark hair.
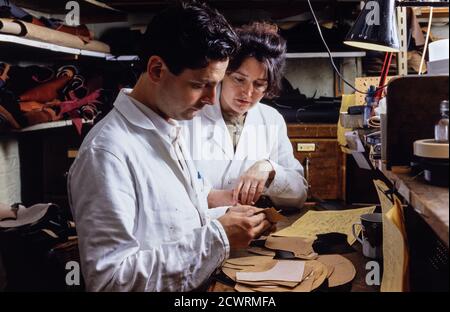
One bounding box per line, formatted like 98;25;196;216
185;22;308;209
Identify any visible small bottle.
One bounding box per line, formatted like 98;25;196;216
363;86;376;128
435;100;449;143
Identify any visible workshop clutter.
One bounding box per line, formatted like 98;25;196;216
219;246;356;292
0;202;81;291
214;207;378;292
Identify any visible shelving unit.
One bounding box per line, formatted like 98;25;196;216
18;119;93;133
0;34;112;59
286;52;366;59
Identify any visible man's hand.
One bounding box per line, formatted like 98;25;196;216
218;206;273;249
233;160;275;205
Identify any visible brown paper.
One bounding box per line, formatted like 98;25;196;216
247;246;276;257
317;254;356;287
233;263;320;293
265;235;317;259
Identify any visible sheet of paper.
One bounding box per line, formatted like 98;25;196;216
351;151;372;170
236;261;305;283
381;198;409;292
273;206;376;245
373;179;394;215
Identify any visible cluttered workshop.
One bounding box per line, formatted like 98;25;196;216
0;0;448;293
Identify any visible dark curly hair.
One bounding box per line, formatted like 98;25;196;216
228;22;287;99
138;1;239;75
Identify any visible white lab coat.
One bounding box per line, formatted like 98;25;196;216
68;89;230;292
182;98;308;208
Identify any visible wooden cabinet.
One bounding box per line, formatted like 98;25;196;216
288;123;345;201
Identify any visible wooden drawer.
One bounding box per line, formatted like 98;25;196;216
287;123;344;201
291;138;343;200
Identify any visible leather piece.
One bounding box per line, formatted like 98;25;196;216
19;75;72;103
316;254;356;288
0;89;26;128
265;235;318;259
24;107;60;126
312;232;355;255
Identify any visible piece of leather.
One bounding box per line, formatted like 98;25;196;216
0;89;26;128
19;101;46;112
265;235;317;259
56;24;93;43
261;207;286;223
19;75;72;103
247;246;276;257
312;232;355;255
24;107;60;126
316;254;356;288
236;261;305;283
233;261;325;292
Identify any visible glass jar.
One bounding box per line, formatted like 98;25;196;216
435;100;449;143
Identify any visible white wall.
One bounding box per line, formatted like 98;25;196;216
0;138;21;205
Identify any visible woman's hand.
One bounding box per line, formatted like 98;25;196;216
233;160;275;205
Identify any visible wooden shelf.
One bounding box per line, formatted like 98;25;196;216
286;52;366;59
0;34;112;60
19;119;93;133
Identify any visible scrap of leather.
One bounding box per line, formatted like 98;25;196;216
55;24;93;43
236;261;305;283
19;75;72;103
232;260;327;292
19;101;48;112
222;256;328;292
247;246;276;257
261;207;286;223
0;104;21;129
24;107;60;126
312;232;355;254
265;235;318;259
317;254;356;287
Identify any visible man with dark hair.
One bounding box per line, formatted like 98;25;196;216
68;1;272;292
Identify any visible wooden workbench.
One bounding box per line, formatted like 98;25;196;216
378;164;449;247
210;207;380;292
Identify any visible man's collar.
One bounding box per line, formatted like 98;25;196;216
114;88;180;142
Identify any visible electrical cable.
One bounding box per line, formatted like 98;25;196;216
307;0;391;94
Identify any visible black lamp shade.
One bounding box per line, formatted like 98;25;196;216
344;0;400;52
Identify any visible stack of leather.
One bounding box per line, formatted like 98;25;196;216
1;61;137;133
220;235;356;292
